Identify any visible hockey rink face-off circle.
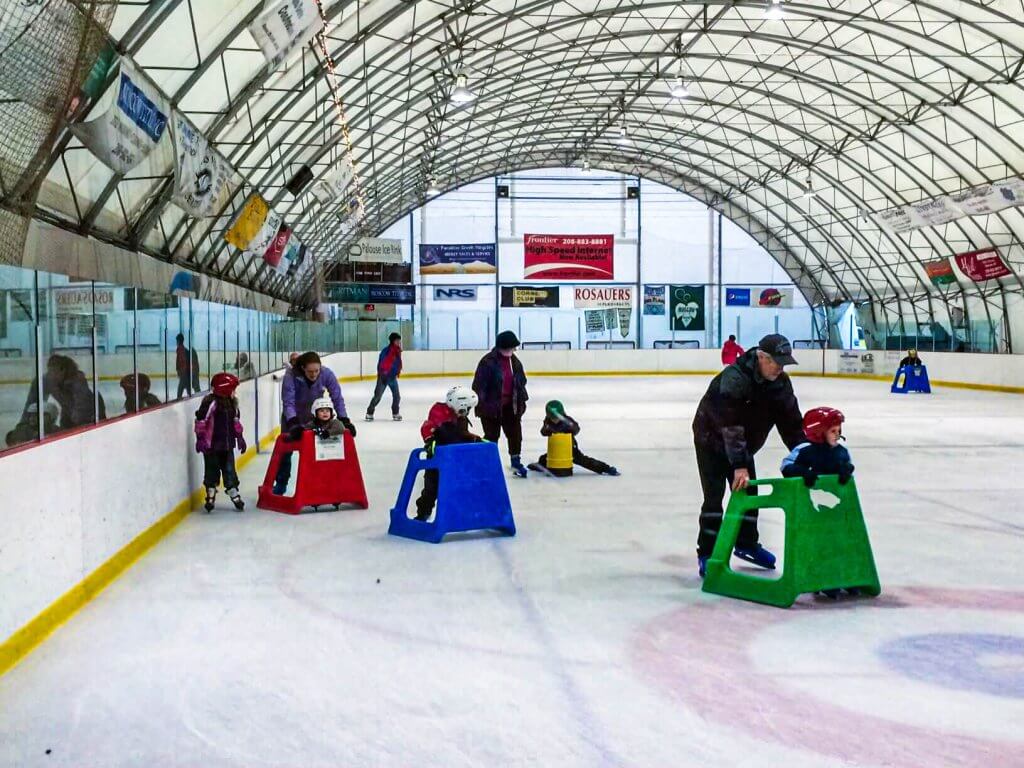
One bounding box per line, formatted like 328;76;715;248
2;375;1023;768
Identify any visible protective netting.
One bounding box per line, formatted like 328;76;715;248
0;0;115;266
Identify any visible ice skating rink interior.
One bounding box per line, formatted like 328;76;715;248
2;372;1022;768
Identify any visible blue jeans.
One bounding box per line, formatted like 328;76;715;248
366;375;400;415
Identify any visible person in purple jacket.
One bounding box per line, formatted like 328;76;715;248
272;351;355;494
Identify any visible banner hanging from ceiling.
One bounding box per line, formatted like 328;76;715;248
524;234;614;280
923;257;956;286
170;113;237;218
312;162;353;205
669;285;706;331
71;60;169;174
248;0;324;71
263;225;293;273
954;247;1012;282
877;177;1024;233
224;193;271;250
243;207;283;261
419;243;497;275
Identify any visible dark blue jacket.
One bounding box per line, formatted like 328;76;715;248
781;442;854;482
472;349;528;419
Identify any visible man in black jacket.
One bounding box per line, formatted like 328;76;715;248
692;334;805;577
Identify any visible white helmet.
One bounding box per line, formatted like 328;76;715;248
311;396;335;418
445;386;478;416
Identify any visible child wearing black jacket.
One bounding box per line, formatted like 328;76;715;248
414;386;483;521
780;406;854;487
528;400;619;477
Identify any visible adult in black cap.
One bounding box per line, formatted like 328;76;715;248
691;334;805;577
472;330;530;477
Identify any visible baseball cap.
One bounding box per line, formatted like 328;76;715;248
758;334;797;366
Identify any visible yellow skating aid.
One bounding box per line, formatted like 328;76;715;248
547;432;574;476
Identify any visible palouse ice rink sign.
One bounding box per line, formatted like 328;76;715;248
573;286;633;309
524;234;614;280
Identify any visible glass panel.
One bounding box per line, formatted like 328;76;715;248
94;282;128;419
37;272;98;435
134;288;176;405
0;264;39;450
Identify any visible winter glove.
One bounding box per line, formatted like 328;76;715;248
802;471;818;488
313;423;331;439
236;435;247;454
287;424;305;442
838;467;853;485
340;417;356;437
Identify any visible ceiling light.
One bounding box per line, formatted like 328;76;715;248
670;78;689;100
764;0;785;20
581;156;592;173
615;124;632;146
802;176;816;199
426;177;441;197
449;71;476;105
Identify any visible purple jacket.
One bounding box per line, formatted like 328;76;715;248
195;396;243;453
282;365;347;424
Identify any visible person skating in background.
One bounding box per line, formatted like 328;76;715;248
273;352;300;382
365;332;403;421
721;334;744;366
5;401;58;447
23;353;105;432
274;351;354;494
528;400;619;477
898;348;923;369
472;330;529;477
781;406;857;598
414;386;483;521
120;373;161;413
194;372;246;512
234;352;256;381
692;334;805;578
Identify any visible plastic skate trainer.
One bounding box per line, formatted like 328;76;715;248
891;364;931;394
702;476;881;608
545;432;574;477
388;442;516;543
257;430;368;514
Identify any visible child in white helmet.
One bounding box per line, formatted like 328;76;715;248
309;396;346;438
414;386;483;520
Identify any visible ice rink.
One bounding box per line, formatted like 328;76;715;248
1;374;1022;767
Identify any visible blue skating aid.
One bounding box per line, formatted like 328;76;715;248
388;442;516;543
891;364;931;394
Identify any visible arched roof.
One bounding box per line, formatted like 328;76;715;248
27;0;1024;341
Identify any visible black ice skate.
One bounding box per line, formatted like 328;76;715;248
227;487;245;511
203;487;216;513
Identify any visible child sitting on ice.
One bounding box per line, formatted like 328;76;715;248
780;406;854;487
781;406;857;599
414;386;484;521
528;400;619;477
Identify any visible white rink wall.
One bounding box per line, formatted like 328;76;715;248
0;370;282;642
2;348;1022;646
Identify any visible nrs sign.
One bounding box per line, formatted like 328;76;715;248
432;286;478;301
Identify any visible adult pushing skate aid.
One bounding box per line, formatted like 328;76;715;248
702;476;880;608
388;441;516;543
891;364;931;394
257;430;368;514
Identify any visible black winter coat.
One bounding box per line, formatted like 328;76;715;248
472;349;529;419
692;348;804;469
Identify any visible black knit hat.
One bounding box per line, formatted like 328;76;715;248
495;330;520;350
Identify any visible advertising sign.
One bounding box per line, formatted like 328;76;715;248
573;286;632;309
348;237;403;264
433;286;479;301
642;285;665;315
725;287;750;307
724;286;794;308
419;243;497;275
669;285;706;331
954;247;1013;282
324;283;416;305
500;286;560;308
54;286;115;315
524;234;614;280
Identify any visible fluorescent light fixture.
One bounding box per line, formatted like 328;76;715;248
615;124;632;146
764;0;785;20
802;176;816;199
670;78;689;100
449;72;476;105
426;178;441;197
581;156;592;173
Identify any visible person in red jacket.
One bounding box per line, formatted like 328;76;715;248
721;334;744;366
365;333;403;421
414;386;483;520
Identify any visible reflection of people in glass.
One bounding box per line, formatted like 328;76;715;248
234;352;256;380
175;333;202;398
120;373;161;413
23;354;106;432
5;401;58;447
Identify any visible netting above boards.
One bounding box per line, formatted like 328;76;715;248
6;0;1024;348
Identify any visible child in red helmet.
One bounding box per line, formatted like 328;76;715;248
780;406;855;487
194;372;246;512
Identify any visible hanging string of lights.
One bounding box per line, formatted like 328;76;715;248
313;0;367;226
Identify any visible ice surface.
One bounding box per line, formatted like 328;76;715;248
1;374;1022;767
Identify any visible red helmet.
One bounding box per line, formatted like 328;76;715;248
211;372;240;397
803;406;844;443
